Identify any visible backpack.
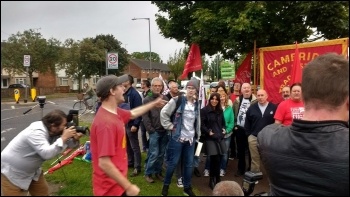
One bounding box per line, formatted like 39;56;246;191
170;95;183;122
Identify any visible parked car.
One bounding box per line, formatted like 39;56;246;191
8;84;30;88
136;83;141;88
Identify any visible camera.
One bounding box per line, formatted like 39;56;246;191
66;109;89;135
37;96;46;104
66;122;88;135
242;171;263;196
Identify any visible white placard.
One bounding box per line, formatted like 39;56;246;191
24;55;30;67
107;52;118;69
195;142;203;156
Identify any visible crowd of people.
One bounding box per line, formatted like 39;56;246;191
1;53;348;196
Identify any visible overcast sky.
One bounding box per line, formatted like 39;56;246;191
1;1;186;63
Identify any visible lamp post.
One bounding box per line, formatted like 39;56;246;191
132;17;152;78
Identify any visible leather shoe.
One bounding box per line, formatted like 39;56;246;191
145;175;155;183
155;173;164;181
209;177;216;190
234;170;244;177
194;167;201;177
130;168;140;177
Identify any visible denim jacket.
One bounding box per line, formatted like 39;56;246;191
160;95;201;141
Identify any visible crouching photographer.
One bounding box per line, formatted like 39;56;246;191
1;109;84;196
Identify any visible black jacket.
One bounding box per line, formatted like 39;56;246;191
258;120;349;196
244;102;277;136
200;105;226;142
142;93;169;133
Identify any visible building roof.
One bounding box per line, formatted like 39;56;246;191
130;59;170;72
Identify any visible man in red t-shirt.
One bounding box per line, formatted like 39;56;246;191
90;74;167;196
274;83;304;126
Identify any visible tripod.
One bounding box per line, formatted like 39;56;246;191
23;96;47;118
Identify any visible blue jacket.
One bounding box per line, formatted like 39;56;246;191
122;87;142;128
160;95;200;141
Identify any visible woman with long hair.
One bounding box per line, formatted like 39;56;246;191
200;92;226;190
218;92;234;177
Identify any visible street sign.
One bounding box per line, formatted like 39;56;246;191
220;61;235;80
23;55;30;67
107;52;118;69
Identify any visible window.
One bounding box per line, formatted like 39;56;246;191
15;78;26;85
2;78;8;88
93;77;99;85
60;78;69;86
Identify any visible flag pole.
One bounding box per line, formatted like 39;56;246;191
253;40;257;94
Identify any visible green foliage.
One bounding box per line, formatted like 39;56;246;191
92;34;129;76
131;51;162;63
167;47;188;80
152;1;349;61
1;29;62;86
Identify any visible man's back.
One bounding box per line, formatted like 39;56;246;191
258;121;349;196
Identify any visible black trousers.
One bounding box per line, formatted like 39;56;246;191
235;126;251;173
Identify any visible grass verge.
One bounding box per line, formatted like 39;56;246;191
42;121;201;196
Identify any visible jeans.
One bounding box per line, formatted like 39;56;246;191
145;131;168;175
220;136;232;171
163;138;195;188
126;126;141;171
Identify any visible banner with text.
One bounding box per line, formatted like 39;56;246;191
259;38;348;104
220;61;235;80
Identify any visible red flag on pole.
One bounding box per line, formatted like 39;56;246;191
290;41;302;86
180;44;202;79
233;52;252;84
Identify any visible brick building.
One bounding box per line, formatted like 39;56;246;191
123;59;171;83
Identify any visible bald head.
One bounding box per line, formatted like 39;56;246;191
212;181;244;196
257;89;268;105
241;83;252;98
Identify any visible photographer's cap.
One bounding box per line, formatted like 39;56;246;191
96;74;129;97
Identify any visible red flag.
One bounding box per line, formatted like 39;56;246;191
290;41;302;86
180;44;202;79
233;52;252;84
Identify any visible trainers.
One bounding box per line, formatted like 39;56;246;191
161;185;169;196
220;169;225;177
228;157;234;160
177;177;183;188
184;187;196;196
203;169;209;177
145;175;155;183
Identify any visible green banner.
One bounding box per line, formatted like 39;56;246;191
220;61;235;79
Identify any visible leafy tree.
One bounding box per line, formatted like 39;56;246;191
167;47;188;81
1;29;62;86
131;51;162;63
59;38;105;92
92;34;129;76
152;1;349;60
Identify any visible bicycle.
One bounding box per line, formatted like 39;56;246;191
73;93;98;115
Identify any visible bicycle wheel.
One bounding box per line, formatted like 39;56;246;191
73;101;87;115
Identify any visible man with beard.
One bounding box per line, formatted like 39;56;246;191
1;109;82;196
